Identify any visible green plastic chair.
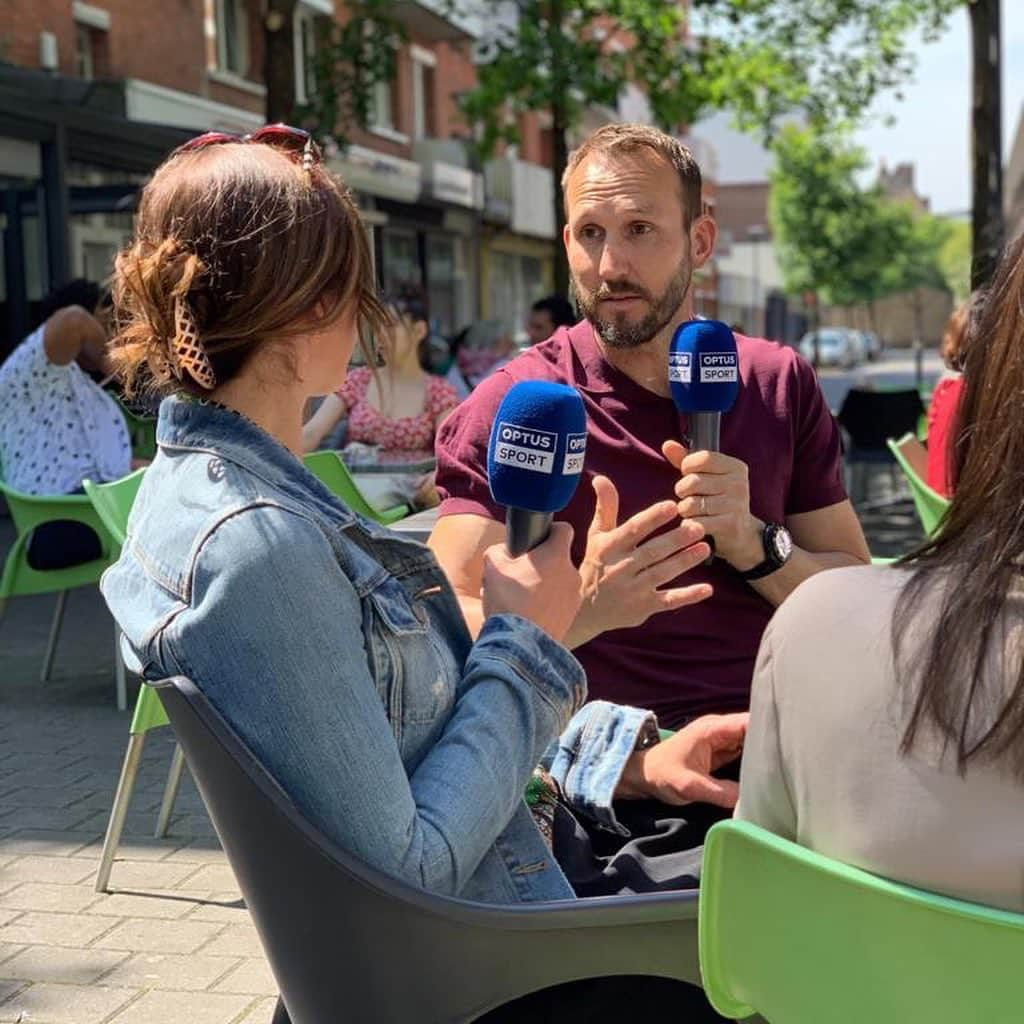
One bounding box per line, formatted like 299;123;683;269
0;474;118;686
83;468;147;711
303;449;409;525
699;819;1024;1023
84;469;185;893
111;395;158;461
82;468;146;553
886;434;950;537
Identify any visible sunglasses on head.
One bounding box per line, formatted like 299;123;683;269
173;123;322;171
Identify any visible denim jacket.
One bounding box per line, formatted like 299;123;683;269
101;397;657;904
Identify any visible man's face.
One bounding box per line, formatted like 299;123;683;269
526;310;555;346
564;151;709;350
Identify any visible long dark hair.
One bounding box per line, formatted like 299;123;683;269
893;231;1024;779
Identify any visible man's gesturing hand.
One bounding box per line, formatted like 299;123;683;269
564;475;713;650
616;713;749;808
662;440;765;572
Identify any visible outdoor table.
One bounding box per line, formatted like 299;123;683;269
389;506;439;543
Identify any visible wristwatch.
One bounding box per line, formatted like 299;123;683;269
739;522;794;581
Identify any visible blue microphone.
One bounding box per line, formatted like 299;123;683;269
488;381;587;556
669;319;739;454
669;320;739;564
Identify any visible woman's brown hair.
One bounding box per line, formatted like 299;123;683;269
894;231;1024;778
110;142;389;397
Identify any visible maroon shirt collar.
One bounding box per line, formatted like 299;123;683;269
564;320;671;405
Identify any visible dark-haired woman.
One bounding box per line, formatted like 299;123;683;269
736;233;1024;913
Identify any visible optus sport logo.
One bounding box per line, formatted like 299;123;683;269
698;351;738;383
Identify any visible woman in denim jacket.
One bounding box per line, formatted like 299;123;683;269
101;129;744;918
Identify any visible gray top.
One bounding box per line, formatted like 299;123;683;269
737;564;1024;913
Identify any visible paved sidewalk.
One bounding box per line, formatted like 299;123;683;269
0;476;923;1023
0;566;278;1023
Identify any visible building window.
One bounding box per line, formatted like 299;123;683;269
74;23;109;80
411;45;437;140
215;0;249;76
294;5;318;104
370;72;401;134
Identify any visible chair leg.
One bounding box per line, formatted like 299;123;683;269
95;732;147;893
154;744;186;838
40;590;68;683
114;628;127;712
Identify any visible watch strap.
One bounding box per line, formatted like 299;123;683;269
739;522;790;581
740;557;782;581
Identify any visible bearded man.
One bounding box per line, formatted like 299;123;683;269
429;123;870;729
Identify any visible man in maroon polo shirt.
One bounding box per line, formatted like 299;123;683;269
430;123;870;729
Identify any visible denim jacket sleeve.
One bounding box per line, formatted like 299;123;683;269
159;505;586;896
545;700;660;837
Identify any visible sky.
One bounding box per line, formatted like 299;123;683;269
853;2;1024;216
694;2;1023;215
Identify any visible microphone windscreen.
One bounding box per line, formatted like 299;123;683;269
669;319;740;413
487;380;587;513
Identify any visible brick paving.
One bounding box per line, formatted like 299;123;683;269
0;514;278;1023
0;476;923;1022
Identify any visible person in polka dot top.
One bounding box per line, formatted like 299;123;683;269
303;292;459;506
0;279;134;567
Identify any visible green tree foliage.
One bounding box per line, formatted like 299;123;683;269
283;0;962;294
458;0;962;291
770;124;951;344
937;219;972;304
769;125;892;309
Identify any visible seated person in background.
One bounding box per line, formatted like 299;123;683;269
431;123;870;731
302;291;459;508
925;296;974;497
445;319;517;400
101;129;743;1020
736;232;1024;913
526;293;576;347
0;279;132;567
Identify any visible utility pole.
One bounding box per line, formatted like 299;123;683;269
969;0;1003;289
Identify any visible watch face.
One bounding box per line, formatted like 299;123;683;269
770;526;793;563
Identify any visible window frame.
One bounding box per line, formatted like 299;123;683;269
293;4;319;105
214;0;250;77
410;44;438;141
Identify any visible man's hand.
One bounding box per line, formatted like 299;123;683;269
564;475;713;649
616;713;748;808
662;440;764;572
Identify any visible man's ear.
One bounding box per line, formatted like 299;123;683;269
690;215;717;269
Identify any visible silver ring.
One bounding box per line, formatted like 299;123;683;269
700;496;708;517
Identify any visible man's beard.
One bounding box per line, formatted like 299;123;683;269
573;259;692;350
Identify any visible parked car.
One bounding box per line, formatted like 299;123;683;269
860;330;883;361
798;328;862;369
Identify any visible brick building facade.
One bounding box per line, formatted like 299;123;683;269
0;0;571;352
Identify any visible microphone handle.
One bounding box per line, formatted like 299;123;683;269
690;411;721;453
506;508;553;556
689;411;721;566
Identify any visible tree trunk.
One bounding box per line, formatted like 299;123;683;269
548;0;570;299
265;0;299;124
968;0;1003;289
551;103;570;299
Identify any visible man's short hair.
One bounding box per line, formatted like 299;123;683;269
562;123;703;228
531;294;576;328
